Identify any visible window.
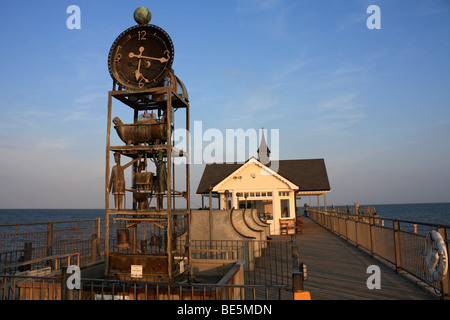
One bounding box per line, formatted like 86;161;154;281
236;191;272;199
239;199;273;220
280;199;290;218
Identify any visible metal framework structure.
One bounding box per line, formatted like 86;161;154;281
104;72;191;282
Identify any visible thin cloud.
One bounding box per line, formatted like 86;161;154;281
35;138;69;151
336;11;366;32
236;0;282;12
317;93;365;126
226;86;279;124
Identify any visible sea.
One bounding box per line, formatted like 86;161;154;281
0;203;449;234
329;202;450;235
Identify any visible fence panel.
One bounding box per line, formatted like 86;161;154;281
356;222;371;251
372;225;396;264
189;239;292;287
346;219;357;243
0;219;104;273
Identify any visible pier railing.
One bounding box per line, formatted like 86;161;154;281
0;218;104;272
0;274;290;301
0;238;297;300
307;209;450;298
0;218;295;286
0;217;301;300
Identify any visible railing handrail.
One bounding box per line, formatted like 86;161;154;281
2;274;291;289
0;218;104;229
310;209;450;229
1;273;291;301
0;252;80;272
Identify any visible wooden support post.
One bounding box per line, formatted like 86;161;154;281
209;190;213;242
104;91;112;276
166;86;173;278
132;224;138;254
393;220;403;272
22;242;33;271
186;100;191;276
61;266;80;300
46;223;53;258
61;266;74;300
344;215;348;241
132;108;139;211
95;217;100;241
23;242;32;261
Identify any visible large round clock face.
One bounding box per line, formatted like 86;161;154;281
108;25;174;90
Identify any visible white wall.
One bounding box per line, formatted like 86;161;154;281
214;161;297;235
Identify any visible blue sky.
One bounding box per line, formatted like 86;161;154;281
0;0;449;209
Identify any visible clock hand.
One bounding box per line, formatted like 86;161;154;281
135;58;142;81
129;52;169;63
129;47;170;63
131;48;149;83
134;61;149;87
141;55;169;63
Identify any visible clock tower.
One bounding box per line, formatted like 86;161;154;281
104;7;191;282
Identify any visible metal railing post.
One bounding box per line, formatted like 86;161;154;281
61;266;69;300
291;244;303;289
344;215;348;241
337;213;342;236
46;222;53;258
355;216;359;248
292;268;304;292
291;243;311;300
95;217;101;240
292;262;310;300
393;220;403;272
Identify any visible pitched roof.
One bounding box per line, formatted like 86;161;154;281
196;158;330;194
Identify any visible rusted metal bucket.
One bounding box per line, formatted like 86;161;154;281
136;172;153;188
113;117;167;145
117;229;130;248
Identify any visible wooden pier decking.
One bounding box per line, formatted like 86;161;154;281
291;218;437;300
